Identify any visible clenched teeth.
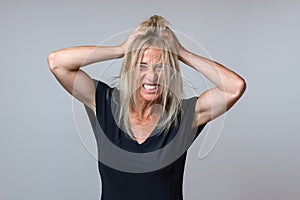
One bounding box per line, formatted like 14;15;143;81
143;84;159;91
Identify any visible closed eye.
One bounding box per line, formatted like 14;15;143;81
155;64;163;71
138;63;163;71
139;64;148;70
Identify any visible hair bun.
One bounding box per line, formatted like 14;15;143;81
140;15;168;30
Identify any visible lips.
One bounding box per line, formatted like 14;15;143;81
142;83;160;92
142;83;160;91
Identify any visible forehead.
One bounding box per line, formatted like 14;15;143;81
141;47;162;64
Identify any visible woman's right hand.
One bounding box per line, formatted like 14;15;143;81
120;26;144;54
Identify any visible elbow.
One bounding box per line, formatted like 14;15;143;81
47;52;59;72
234;77;247;98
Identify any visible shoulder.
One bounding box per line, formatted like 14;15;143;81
181;96;207;129
92;78;120;114
180;96;198;110
177;96;198;126
92;78;111;91
92;78;117;100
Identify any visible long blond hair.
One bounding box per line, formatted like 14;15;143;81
118;15;183;140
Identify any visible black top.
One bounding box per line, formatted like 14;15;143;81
84;79;206;200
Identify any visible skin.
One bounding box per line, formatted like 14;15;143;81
47;26;246;144
136;47;164;110
130;47;165;143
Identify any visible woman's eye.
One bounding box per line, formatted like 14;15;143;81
139;64;148;70
155;64;163;71
138;64;163;71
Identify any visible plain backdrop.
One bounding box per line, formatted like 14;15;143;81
1;0;299;199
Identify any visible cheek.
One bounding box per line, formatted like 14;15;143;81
137;72;144;83
157;72;165;83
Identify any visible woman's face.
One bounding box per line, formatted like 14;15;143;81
136;46;164;103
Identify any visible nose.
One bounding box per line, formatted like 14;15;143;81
145;67;158;82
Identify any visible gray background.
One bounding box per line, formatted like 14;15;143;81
1;0;299;199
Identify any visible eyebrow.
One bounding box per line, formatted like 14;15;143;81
140;62;162;66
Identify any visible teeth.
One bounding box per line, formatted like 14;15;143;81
143;84;158;91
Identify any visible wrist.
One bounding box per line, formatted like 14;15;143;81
114;45;125;58
177;47;188;60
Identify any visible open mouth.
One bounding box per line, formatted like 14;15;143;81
142;84;160;91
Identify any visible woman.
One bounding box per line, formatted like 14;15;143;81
48;15;246;200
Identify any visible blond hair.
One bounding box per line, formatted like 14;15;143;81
118;15;183;140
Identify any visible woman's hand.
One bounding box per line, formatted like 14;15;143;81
164;27;185;58
120;26;144;54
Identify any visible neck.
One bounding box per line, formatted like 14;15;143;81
131;97;162;120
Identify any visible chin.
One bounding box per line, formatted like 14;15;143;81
139;86;163;102
141;95;161;102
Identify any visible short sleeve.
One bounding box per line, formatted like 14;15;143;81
83;79;113;137
92;79;114;120
181;97;207;143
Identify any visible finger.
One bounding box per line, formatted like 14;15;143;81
130;27;144;39
132;25;142;34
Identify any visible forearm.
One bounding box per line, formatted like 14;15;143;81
179;48;245;95
48;45;124;72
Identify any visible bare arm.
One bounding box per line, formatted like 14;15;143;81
178;48;247;127
47;45;124;114
47;27;141;114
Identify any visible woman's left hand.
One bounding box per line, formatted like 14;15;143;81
165;27;185;57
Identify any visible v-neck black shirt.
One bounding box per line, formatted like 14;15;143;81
84;80;206;200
